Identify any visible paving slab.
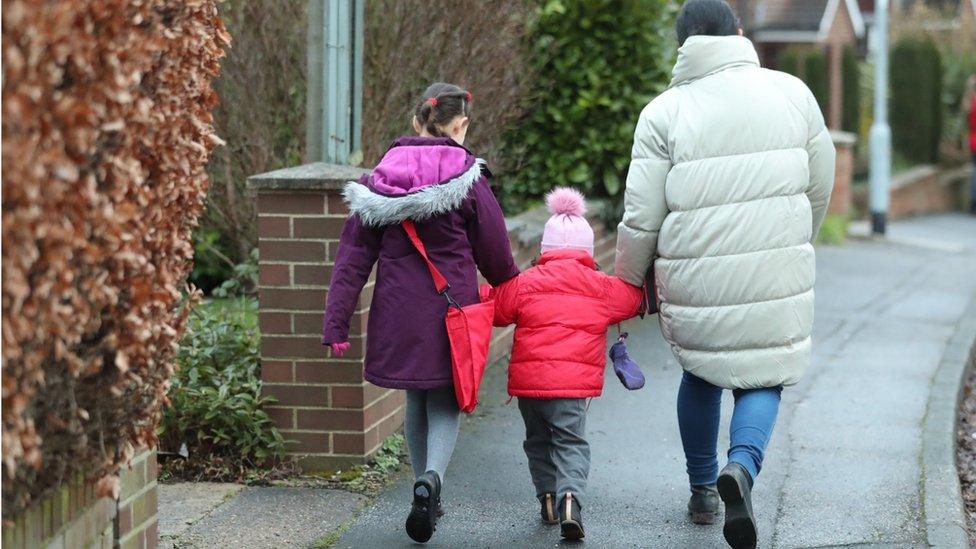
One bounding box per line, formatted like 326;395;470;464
158;482;243;542
164;486;367;549
336;214;976;548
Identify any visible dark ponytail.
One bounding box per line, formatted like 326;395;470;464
414;82;473;137
675;0;740;46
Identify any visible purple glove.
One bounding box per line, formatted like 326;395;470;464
610;333;645;390
330;342;351;357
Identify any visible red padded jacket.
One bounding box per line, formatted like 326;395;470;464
488;249;643;398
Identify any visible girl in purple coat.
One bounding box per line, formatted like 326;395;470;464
322;83;518;543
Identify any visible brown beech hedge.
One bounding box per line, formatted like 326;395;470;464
2;1;229;515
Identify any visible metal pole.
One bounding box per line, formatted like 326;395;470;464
305;0;324;163
868;0;891;235
305;0;363;165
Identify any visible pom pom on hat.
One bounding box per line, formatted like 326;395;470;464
545;187;587;217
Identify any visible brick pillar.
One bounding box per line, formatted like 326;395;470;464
828;131;856;216
248;163;406;471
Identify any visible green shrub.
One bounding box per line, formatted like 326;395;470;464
503;0;674;204
212;249;259;299
816;214;849;245
841;47;860;133
890;38;943;164
190;227;235;294
159;298;286;477
805;49;829;117
778;47;801;77
775;46;828;121
940;47;976;163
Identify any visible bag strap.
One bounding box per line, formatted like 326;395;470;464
401;219;451;295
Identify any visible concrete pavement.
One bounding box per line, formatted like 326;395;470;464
336;214;976;548
158;484;366;548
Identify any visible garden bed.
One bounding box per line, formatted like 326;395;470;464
958;365;976;545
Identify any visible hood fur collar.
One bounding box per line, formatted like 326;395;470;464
343;159;485;227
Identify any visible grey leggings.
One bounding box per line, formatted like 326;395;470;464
404;386;460;481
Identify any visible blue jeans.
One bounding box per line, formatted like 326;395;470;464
677;371;783;487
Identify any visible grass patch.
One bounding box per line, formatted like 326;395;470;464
198;296;257;326
816;214;849;245
310;521;352;549
273;433;407;496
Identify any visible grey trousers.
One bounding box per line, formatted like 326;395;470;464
517;397;590;506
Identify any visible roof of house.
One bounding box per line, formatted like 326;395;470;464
737;0;866;42
757;0;834;31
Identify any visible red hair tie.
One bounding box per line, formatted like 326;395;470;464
427;97;438;107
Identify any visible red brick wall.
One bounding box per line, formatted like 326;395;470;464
2;448;157;549
889;166;969;218
851;165;971;219
115;449;158;549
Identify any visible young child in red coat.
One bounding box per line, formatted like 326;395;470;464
485;188;644;540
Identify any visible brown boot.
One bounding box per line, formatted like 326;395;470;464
539;493;559;524
558;492;584;540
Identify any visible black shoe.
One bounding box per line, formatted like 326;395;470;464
405;471;441;543
717;463;757;549
688;483;719;525
558;492;585;540
539;493;558;524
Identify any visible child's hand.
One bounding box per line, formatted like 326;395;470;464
330;342;351;357
479;283;494;302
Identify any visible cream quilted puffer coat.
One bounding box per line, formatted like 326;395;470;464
615;35;835;389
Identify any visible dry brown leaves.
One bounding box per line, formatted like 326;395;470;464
1;0;228;515
362;0;533;168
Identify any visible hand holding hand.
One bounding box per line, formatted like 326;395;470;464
330;341;351;357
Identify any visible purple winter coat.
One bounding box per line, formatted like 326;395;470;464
322;136;518;390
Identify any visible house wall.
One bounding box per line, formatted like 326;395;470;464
824;0;858;129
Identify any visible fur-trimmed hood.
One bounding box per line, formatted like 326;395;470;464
344;136;486;227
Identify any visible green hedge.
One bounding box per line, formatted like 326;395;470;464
502;0;674;203
778;47;801;76
841;46;860;133
159;299;287;479
805;50;829;117
777;46;828;120
890;38;943;164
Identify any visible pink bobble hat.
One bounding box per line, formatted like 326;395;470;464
540;187;594;256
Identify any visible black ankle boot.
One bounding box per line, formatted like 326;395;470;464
539;493;558;524
717;463;757;549
558;492;584;540
688;483;719;525
405;470;441;543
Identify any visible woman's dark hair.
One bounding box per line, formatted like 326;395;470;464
675;0;740;46
414;82;472;137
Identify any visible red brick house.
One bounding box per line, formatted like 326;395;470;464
728;0;866;129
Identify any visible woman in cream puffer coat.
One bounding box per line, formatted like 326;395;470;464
615;35;835;390
614;7;835;546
